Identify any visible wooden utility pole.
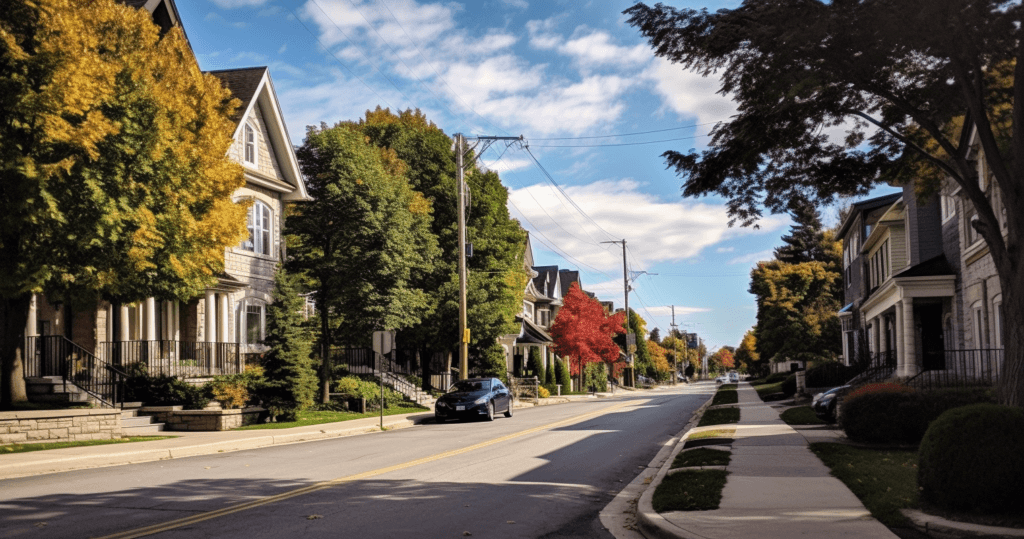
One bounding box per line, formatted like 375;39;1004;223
602;239;632;387
670;306;678;386
456;133;469;380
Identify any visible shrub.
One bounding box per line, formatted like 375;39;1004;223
209;366;267;409
764;372;790;384
475;341;510;385
583;362;608;392
260;268;317;414
781;374;797;396
544;360;556;385
840;386;994;445
538;386;550;398
805;362;852;387
122;363;209;409
555;358;571;391
528;347;545;381
918;404;1024;513
333;375;404;410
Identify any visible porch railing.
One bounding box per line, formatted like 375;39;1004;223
99;340;242;378
846;350;898;387
906;349;1004;391
25;335;125;407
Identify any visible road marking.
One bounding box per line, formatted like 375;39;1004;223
98;399;639;539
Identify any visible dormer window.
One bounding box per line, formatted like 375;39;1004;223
244;123;257;166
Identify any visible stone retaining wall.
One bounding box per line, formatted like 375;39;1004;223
0;409;122;445
139;406;264;431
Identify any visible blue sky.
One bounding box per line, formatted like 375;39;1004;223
177;0;876;353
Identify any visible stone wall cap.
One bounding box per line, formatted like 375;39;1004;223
0;408;119;420
139;406;184;412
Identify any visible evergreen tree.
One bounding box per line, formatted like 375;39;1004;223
261;268;317;418
528;347;544;381
555;357;571;393
648;327;661;344
477;341;509;385
544;355;556;386
773;200;827;264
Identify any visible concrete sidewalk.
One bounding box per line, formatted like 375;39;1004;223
0;410;435;480
637;383;896;539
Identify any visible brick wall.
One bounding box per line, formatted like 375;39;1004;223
0;409;122;445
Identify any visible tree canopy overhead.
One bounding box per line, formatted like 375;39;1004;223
626;0;1024;406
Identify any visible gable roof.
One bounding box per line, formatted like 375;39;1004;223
837;192;903;238
532;266;560;300
120;0;192;52
894;254;955;278
559;270;581;298
207;67;309;201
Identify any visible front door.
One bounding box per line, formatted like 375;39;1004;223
918;307;945;371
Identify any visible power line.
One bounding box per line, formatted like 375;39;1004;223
530;121;721;140
530;133;711;148
524;147;617;241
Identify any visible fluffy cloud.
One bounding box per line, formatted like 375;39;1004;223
644;57;737;127
727;249;775;266
508;179;786;273
211;0;268;7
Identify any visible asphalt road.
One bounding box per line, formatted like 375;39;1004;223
0;383;712;539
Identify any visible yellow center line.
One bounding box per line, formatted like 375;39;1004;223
98;399;640;539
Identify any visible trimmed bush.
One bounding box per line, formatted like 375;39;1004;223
122;363;210;410
841;386;995;445
528;347;545;381
765;372;790;384
538;386;551;398
781;374;797;396
918;404;1024;513
806;362;852;388
555;358;571;391
583;362;608;392
333;375;405;410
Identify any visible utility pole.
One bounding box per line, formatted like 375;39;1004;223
602;239;632;387
670;306;678;386
454;133;525;381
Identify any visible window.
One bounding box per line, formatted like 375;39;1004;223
941;193;956;222
240;299;266;346
971;301;986;349
993;296;1003;349
523;300;532;320
243;200;272;256
244;123;257;166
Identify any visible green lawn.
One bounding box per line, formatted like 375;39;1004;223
698;407;740;427
780;406;825;425
754;381;784;398
810;442;919;527
1;436;175;455
688;428;736;441
711;388;738;406
235;405;428;430
672;448;731;469
652;470;729;512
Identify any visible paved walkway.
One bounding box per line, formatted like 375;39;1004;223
638;383;896;539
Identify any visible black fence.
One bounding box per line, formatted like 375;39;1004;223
845;350;898;387
906;349;1004;391
329;347;453;392
25;336;124;406
98;340;242;378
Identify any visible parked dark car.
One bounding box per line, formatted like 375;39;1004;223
811;385;850;423
434;378;513;422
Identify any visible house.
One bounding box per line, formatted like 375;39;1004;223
838;123;1005;385
22;0;308;404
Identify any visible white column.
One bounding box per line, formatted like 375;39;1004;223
119;304;130;341
895;302;905;375
144;297;157;341
26;294;38;337
105;303;114;342
218;293;229;344
205;290;216;343
171;301;180;341
902;299;917;377
541;345;549;374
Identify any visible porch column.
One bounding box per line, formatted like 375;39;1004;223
171;301;180;341
895;301;905;375
25;294;37;337
902;299;917;377
105;303;114;342
119;304;130;341
144;297;157;341
218;293;229;343
541;345;549;375
204;290;216;343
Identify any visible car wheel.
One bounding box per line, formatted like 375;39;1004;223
434;413;445;424
486;401;494;421
504;401;513;418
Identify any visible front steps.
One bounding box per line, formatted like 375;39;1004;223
120;405;165;435
26;376;94;406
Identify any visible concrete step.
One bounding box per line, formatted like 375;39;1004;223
122;423;165;435
31;392;90;404
121;416;155;428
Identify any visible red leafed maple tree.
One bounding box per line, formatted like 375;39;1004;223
550;283;626;389
709;348;735;372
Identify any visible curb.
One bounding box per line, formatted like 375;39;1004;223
0;413;433;480
635;392;717;539
902;509;1024;538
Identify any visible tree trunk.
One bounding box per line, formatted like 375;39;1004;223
1;294;31;407
998;269;1024;407
319;307;330;404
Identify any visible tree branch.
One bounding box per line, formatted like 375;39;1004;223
845;110;963;182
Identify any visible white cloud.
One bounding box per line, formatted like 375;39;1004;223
508;179;786;272
204;12;247;28
645;57;737;127
501;0;529;8
642;305;711;316
278;43;287;54
211;0;268;8
727;249;775;266
558;31;651;69
716;247;735;253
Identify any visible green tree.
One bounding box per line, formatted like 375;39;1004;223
544;355;556;385
289;123;438;402
260;268;317;418
477;341;509;385
527;347;544;381
625;0;1024;405
0;0;246;405
356;109;527;379
734;330;762;376
649;327;662;344
555;357;571;392
774;201;828;265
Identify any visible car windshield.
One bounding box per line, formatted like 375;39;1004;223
449;380;490;393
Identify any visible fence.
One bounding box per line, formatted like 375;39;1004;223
846;350;897;387
906;349;1004;390
25;335;125;406
98;340;242;378
511;376;540;404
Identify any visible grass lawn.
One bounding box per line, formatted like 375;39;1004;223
711;388;738;406
235;405;428;430
672;448;731;469
754;381;784;398
810;442;919;527
698;407;740;427
652;470;729;512
0;436;175;455
780;406;825;425
688;428;736;441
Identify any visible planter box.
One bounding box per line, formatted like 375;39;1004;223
139;406;265;431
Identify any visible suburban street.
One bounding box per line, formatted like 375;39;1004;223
0;385;711;539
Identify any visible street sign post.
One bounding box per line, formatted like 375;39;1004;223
372;331;396;429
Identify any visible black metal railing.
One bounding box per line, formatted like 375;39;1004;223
99;340;242;378
846;350;898;387
906;349;1004;390
25;335;124;407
